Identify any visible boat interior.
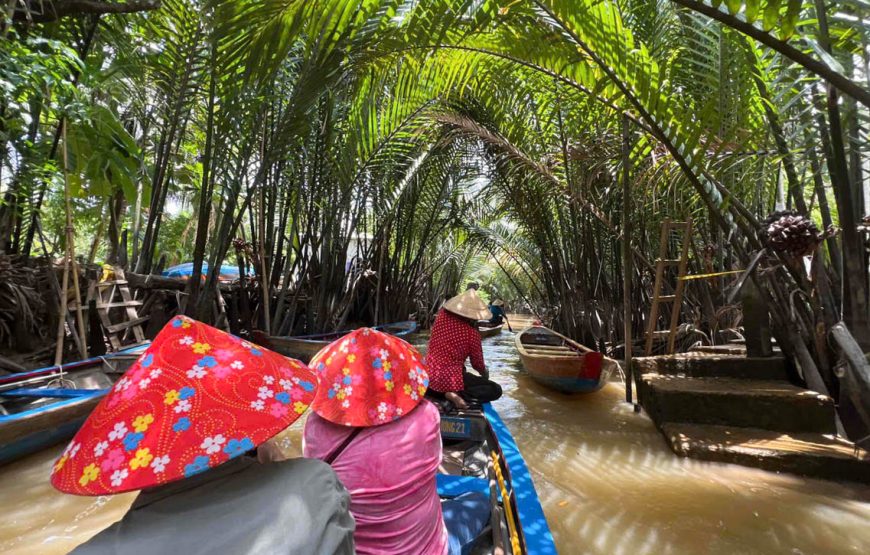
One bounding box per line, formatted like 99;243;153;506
519;327;582;356
437;400;523;555
0;352;141;417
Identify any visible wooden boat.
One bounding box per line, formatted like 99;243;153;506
515;326;617;393
478;323;504;338
255;320;417;362
0;344;148;465
438;402;556;554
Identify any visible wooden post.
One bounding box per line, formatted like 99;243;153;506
830;322;870;433
741;277;773;357
622;114;633;403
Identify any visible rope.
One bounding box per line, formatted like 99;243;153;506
491;451;521;554
678;269;744;281
98;356;118;373
46;364;75;390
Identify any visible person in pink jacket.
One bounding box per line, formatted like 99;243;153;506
303;328;489;555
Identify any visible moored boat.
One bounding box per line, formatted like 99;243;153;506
0;344;149;465
254;320;417;362
515;325;617;393
438;402;556;554
478;323;504;338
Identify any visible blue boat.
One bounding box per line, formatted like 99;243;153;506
438;403;556;554
0;345;148;465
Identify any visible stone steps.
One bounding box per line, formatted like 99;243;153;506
639;374;837;434
661;423;870;484
634;352;867;483
632;352;789;380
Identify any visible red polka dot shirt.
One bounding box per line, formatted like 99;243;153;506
425;309;486;393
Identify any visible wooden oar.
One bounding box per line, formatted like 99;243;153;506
504;313;513;332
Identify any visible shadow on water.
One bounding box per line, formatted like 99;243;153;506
1;327;869;554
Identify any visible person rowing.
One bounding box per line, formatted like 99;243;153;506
51;317;355;555
425;289;503;409
483;298;513;331
303;328;491;555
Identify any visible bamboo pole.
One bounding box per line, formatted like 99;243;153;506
622;114;633;404
258;182;271;332
64;123;87;359
54;121;88;365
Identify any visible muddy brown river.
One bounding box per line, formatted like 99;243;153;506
2;321;869;554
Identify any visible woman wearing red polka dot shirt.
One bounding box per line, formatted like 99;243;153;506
425;289;503;409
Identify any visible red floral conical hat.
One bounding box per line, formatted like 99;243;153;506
309;328;429;427
50;316;317;496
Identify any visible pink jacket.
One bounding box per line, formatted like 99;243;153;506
303;400;448;555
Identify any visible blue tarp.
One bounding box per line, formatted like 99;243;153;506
162;262;249;281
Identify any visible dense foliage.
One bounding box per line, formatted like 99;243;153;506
1;2;868;380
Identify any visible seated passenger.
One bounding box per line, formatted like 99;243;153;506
303;328;490;555
426;290;503;408
50;316;354;555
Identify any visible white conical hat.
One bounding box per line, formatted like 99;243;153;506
443;289;492;320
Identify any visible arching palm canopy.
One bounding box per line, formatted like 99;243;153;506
1;0;868;355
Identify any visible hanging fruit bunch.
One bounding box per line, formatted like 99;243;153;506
760;210;822;257
231;237;254;257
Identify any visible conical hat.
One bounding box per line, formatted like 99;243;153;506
443;289;491;320
50;316;317;496
309;328;429;427
492;299;505;307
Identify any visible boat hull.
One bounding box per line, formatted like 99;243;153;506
479;324;504;338
516;326;616;394
257;321;417;362
524;369;606;393
0;392;105;465
0;345;147;465
259;336;325;361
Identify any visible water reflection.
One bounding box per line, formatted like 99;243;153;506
1;326;869;554
483;329;870;554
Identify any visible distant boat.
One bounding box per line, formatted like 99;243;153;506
0;344;148;465
253;321;418;362
162;262;249;282
515;326;617;393
478;323;504;338
438;402;556;554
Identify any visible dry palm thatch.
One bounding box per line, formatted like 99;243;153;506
0;255;48;348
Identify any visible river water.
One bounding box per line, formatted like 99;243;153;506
2;321;870;554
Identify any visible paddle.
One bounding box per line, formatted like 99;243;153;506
504;313;513;333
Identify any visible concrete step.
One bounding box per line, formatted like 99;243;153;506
690;344;783;356
632;353;789;381
639;374;837;434
661;423;870;484
689;344;748;355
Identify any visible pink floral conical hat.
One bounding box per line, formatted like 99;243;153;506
309;328;429;427
50;316;317;495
